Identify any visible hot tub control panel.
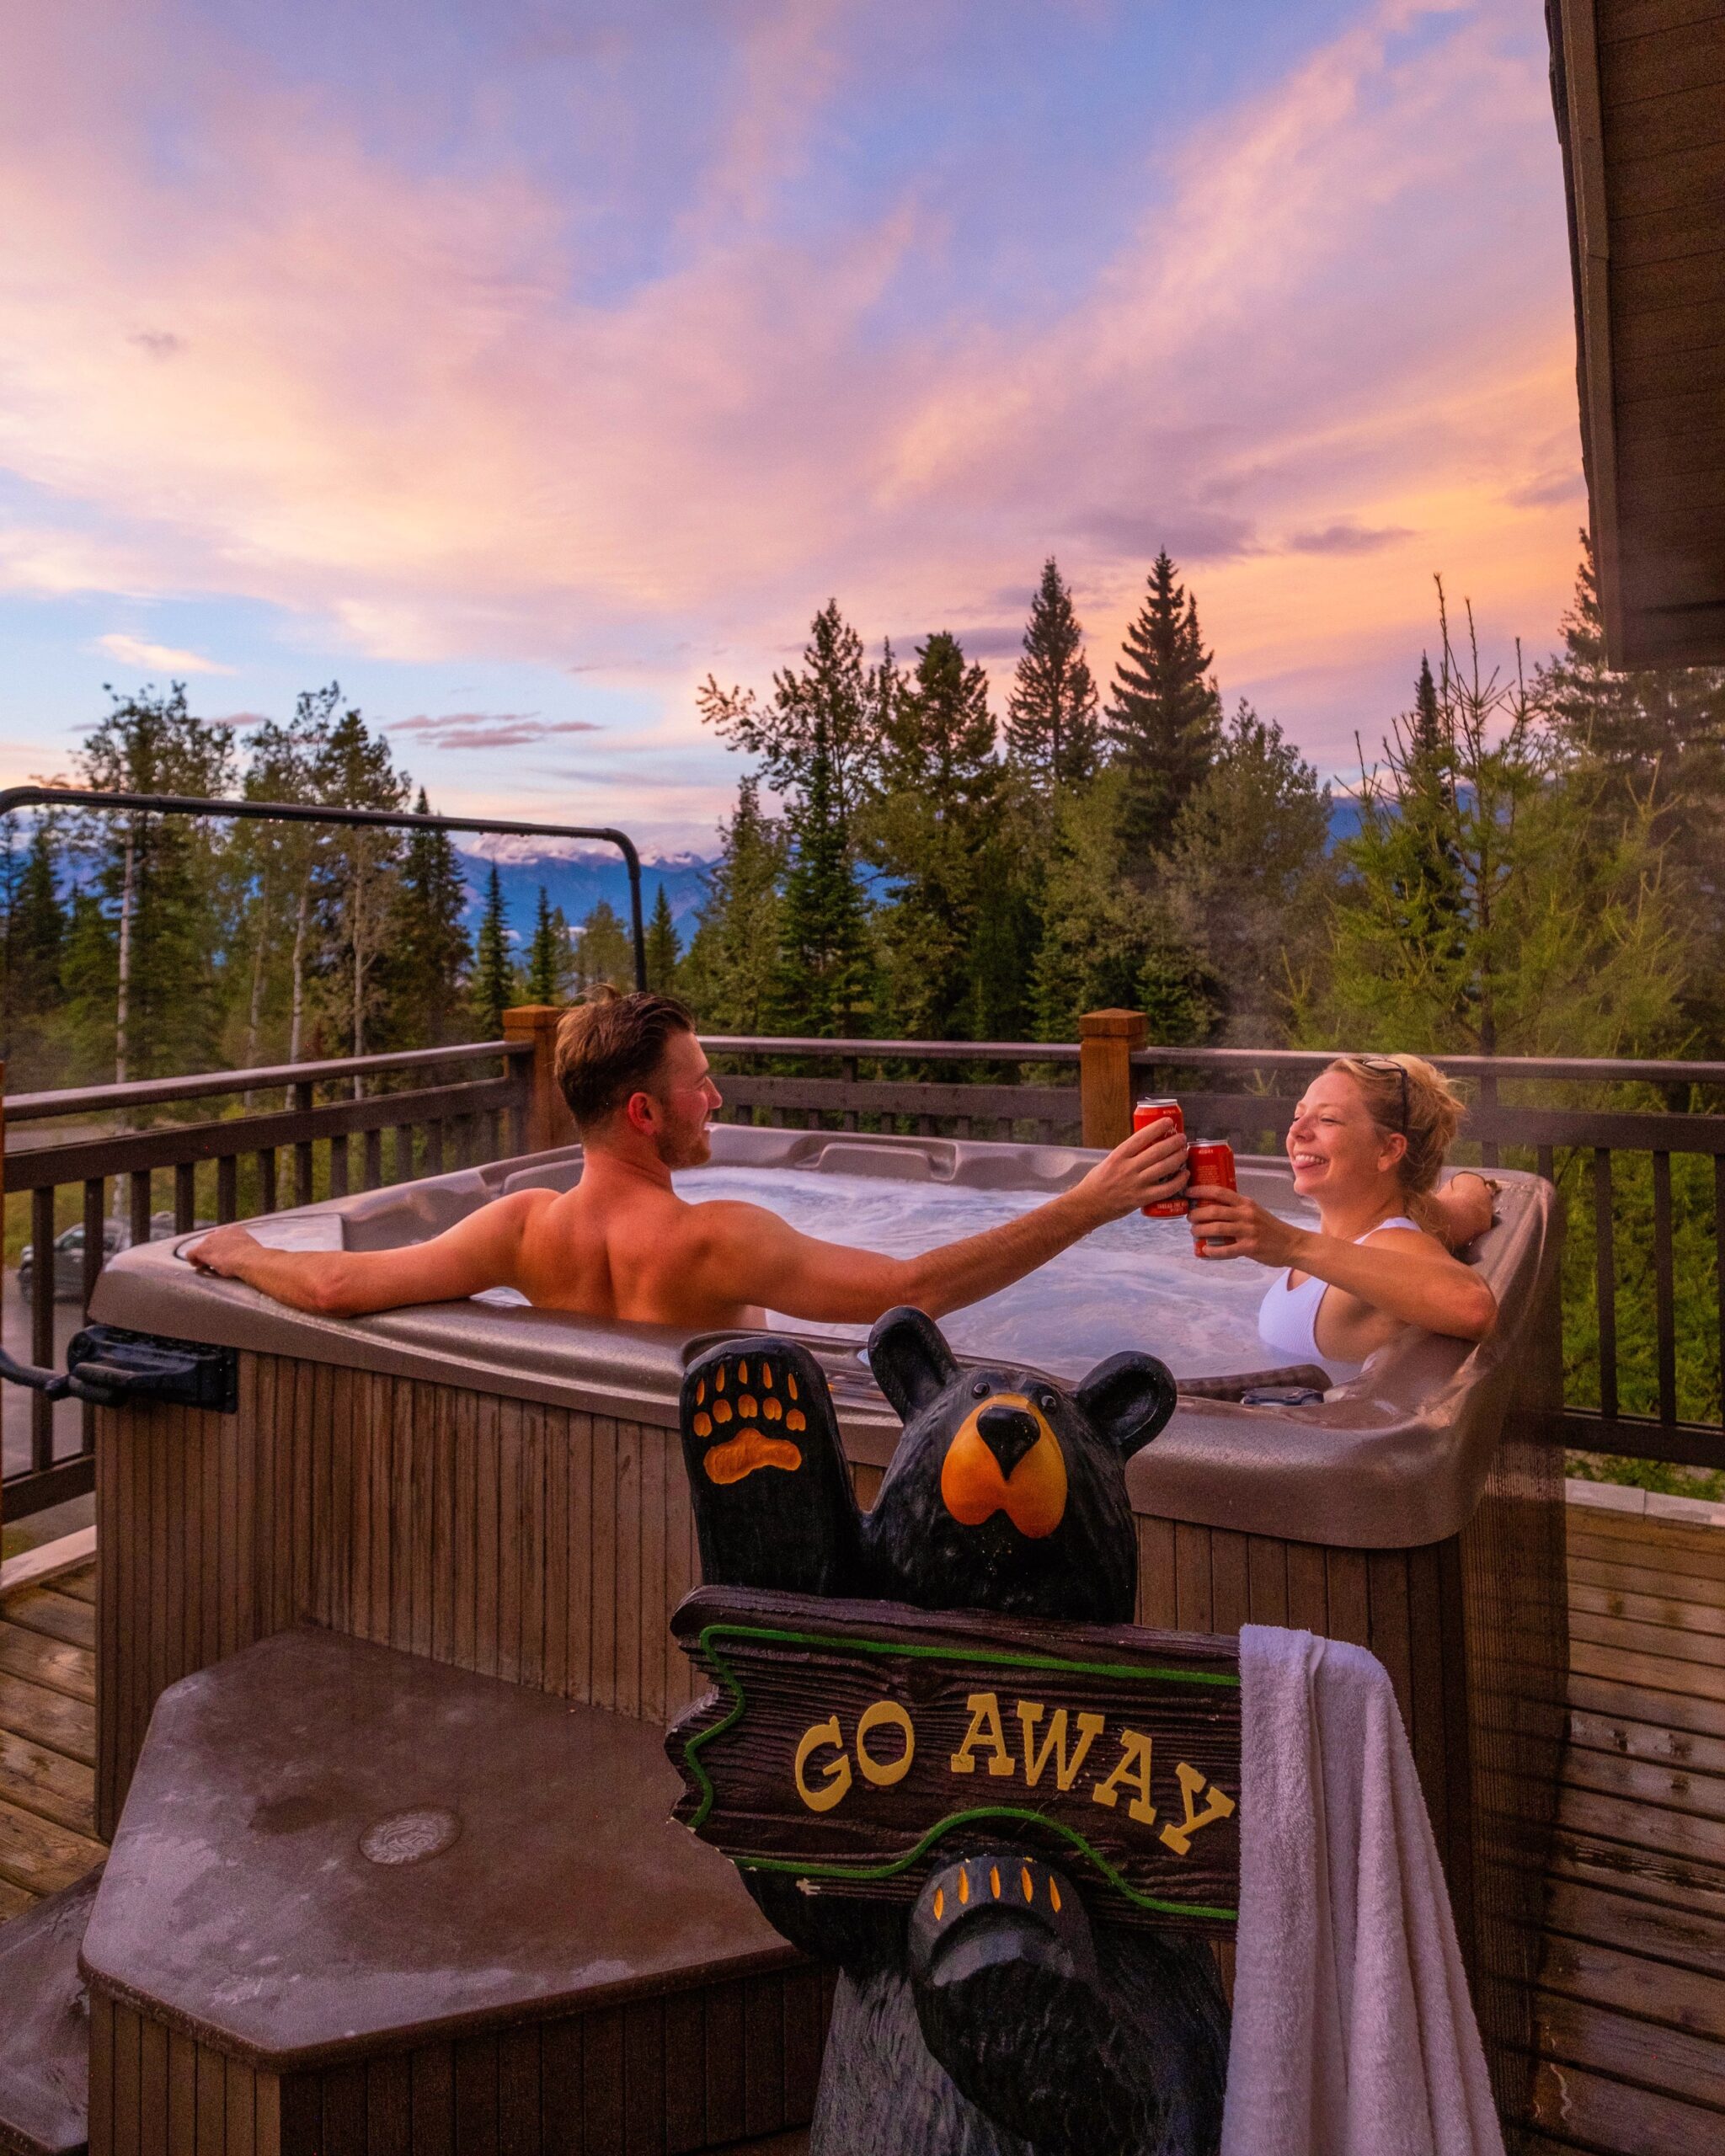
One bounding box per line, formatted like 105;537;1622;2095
0;1323;238;1413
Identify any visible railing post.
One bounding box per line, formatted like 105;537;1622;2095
1078;1009;1147;1150
502;1006;579;1155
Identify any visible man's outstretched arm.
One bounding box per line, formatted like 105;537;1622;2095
689;1118;1188;1325
185;1193;537;1317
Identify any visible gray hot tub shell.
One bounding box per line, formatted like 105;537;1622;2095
93;1118;1562;1550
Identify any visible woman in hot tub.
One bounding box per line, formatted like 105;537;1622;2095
1184;1053;1498;1380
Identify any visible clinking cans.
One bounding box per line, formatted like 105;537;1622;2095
1133;1097;1187;1216
1187;1139;1236;1252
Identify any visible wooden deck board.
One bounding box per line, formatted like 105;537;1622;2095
0;1790;106;1897
0;1558;101;1917
1570;1550;1725;1613
1542;1874;1725;1982
1567;1703;1725;1780
1560;1742;1725;1823
0;1726;99;1836
1523;1505;1725;2154
3;1583;98;1652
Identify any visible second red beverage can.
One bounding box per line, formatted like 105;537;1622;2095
1133;1097;1187;1216
1186;1139;1237;1252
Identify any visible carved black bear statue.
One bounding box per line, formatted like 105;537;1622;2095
678;1308;1230;2156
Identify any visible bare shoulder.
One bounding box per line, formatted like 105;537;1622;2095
455;1187;547;1244
677;1197;793;1247
1359;1222;1452;1259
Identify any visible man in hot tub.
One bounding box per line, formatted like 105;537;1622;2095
187;987;1193;1326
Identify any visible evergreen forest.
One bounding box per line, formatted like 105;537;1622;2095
6;542;1724;1481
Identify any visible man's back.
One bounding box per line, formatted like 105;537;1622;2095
507;1169;768;1330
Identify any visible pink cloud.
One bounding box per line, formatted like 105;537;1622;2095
0;2;1584;782
390;713;606;750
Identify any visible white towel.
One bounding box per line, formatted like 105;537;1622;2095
1221;1625;1504;2156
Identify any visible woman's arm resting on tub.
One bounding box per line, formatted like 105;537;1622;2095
681;1117;1191;1324
185;1196;537;1316
1184;1190;1498;1342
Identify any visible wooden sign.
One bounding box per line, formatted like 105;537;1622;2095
667;1585;1242;1933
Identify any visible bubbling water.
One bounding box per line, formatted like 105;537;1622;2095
669;1162;1317;1382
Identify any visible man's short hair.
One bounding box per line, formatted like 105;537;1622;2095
553;985;697;1129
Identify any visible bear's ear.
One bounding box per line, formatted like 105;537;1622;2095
867;1306;959;1426
1075;1352;1178;1461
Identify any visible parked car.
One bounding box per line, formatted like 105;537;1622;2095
15;1211;199;1310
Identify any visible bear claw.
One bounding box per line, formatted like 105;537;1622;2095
910;1849;1099;1993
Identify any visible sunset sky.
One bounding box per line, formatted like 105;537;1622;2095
0;0;1585;856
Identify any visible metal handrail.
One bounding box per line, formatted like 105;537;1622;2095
0;785;649;990
5;1039;531;1123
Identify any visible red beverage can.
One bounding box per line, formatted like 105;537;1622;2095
1133;1097;1187;1216
1186;1139;1237;1252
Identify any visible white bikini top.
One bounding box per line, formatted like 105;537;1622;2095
1257;1216;1423;1382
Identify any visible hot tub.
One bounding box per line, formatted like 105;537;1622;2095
88;1121;1566;2116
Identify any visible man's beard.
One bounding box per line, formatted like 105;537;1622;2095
653;1119;712;1171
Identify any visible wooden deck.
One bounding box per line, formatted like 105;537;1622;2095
3;1517;1723;2154
1528;1498;1725;2154
0;1556;102;1919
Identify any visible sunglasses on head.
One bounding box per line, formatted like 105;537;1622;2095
1358;1055;1410;1134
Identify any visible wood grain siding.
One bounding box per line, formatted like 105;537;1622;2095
89;1969;834;2156
96;1358;705;1838
1556;0;1725;664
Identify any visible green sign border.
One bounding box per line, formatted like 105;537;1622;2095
681;1620;1242;1924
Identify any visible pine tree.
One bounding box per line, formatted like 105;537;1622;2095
697;600;890;868
698;603;884;1037
1105;552;1223;867
1005;558;1099;792
1;819;68;1081
1028;768;1213;1043
307;700;409;1065
1384;655;1469;989
382;789;473;1045
1537;535;1725;1044
470;862;517;1034
522;885;573;1005
239;692;336;1073
866;631;1001;1038
1158;701;1335;1043
72;681;236;1083
964;834;1042;1042
574;899;633;992
644;885;681;992
679;776;786;1031
1306;587;1688;1058
773;714;872;1036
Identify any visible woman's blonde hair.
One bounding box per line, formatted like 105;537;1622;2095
1327;1053;1465;1209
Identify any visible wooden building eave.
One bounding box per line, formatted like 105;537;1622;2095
1546;0;1725;669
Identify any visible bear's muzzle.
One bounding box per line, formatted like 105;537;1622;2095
939;1395;1068;1538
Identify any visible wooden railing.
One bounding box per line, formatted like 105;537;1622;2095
1;1039;532;1519
701;1036;1084;1143
4;1014;1721;1518
697;1023;1725;1475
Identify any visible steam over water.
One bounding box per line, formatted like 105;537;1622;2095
669;1163;1320;1382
